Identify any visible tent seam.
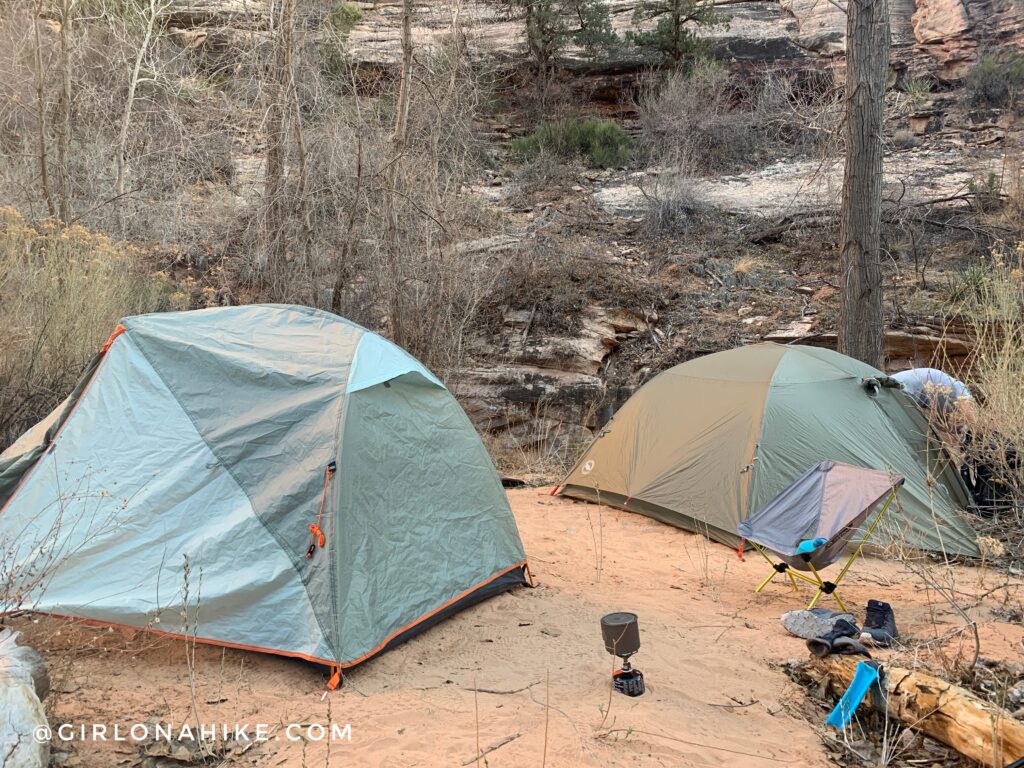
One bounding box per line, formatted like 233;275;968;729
740;346;790;519
121;329;339;661
326;329;367;663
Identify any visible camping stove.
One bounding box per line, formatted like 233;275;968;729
601;612;645;697
612;659;645;697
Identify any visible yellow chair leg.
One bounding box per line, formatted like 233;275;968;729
806;562;848;611
832;590;848;612
756;570;777;593
809;588;848;611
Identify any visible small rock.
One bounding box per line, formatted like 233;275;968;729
1007;681;1024;708
541;627;561;638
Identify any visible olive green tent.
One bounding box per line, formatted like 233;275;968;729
556;343;978;557
0;305;528;686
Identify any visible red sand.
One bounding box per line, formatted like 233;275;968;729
14;488;1023;766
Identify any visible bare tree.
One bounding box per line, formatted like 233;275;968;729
837;0;890;368
31;0;56;219
115;0;166;198
261;0;297;273
381;0;415;347
56;0;73;224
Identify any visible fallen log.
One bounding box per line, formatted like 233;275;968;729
799;656;1024;767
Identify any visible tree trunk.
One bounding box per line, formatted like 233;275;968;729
671;0;682;64
800;656;1024;768
381;0;413;347
837;0;889;368
115;0;161;199
32;2;56;220
330;134;362;315
261;0;293;274
56;0;73;225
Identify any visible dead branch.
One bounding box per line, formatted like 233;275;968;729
798;656;1024;767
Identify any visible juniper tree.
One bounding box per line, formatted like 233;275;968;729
506;0;617;75
627;0;727;66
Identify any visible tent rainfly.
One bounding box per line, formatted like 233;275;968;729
556;343;978;557
0;305;529;687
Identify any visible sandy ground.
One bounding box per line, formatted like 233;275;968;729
13;488;1024;767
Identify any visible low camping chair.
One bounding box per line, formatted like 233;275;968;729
736;461;904;611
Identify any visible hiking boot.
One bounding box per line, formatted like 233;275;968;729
781;608;857;640
807;618;861;658
860;599;898;647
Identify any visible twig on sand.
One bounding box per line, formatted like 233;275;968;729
462;733;522;766
599;653;615;729
542;669;550;767
468;681;541;695
707;697;759;709
595;728;794;763
529;683;584;754
474;675;480;768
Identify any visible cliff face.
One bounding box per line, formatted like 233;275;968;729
162;0;1021;80
160;0;1021;463
334;0;1021;71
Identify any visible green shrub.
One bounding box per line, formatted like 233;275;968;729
969;171;1004;213
902;75;932;106
511;118;632;168
965;53;1024;109
939;262;989;303
320;2;362;81
327;1;362;35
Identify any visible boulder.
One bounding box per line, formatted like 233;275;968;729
0;674;49;768
912;0;973;43
0;629;49;701
160;0;267;28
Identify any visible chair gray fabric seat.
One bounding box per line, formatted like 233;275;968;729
737;461;904;571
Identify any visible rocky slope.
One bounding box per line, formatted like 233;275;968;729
162;0;1022;462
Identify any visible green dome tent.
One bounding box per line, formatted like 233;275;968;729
0;305;528;686
556;343;978;557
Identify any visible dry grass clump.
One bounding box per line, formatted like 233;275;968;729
0;208;182;449
947;241;1024;564
637;62;841;176
483;417;593;483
